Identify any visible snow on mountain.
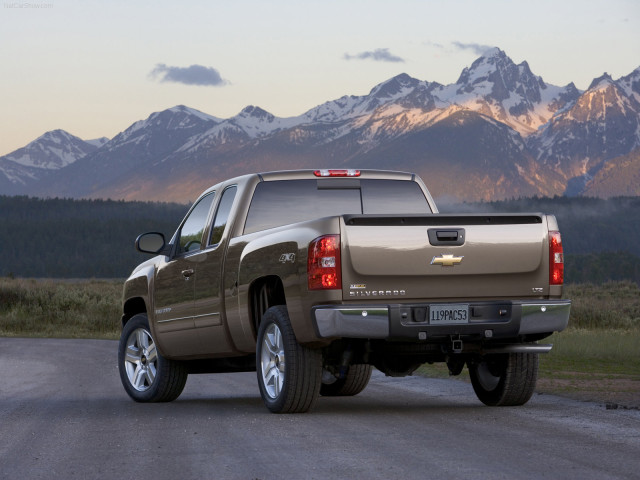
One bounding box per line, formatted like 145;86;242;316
528;70;640;188
0;129;104;189
114;105;220;148
434;48;581;135
300;74;439;125
227;106;303;138
2;129;98;170
618;67;640;105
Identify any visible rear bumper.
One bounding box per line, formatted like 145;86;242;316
312;300;571;342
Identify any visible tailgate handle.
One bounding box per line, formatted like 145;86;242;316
428;228;465;246
437;230;458;241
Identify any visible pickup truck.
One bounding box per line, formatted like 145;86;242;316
118;169;570;413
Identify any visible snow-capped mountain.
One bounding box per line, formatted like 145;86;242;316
2;129;99;170
434;48;581;135
4;49;639;202
31;105;222;199
0;129;105;192
528;70;640;193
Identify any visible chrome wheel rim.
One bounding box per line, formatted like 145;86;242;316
260;323;285;399
124;327;158;392
475;361;501;391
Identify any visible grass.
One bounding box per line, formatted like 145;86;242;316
1;277;639;406
563;281;640;330
0;278;122;339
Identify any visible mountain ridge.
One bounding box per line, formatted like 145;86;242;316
2;48;639;202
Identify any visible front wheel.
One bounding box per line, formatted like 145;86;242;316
118;314;188;402
468;352;538;406
256;306;322;413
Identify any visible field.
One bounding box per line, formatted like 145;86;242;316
1;278;638;407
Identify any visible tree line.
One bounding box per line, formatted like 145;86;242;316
1;195;639;283
0;196;188;278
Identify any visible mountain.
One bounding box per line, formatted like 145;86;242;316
582;149;640;198
35;106;221;198
352;110;566;201
529;68;640;193
0;130;103;193
434;48;581;136
3;49;639;202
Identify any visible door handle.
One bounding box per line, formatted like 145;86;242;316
181;269;195;280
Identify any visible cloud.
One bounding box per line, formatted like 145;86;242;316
149;64;229;86
450;42;495;56
343;48;405;63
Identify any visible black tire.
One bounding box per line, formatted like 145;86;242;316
320;364;373;396
118;314;188;402
256;305;322;413
468;352;538;407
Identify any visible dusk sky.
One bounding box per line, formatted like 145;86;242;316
1;0;638;156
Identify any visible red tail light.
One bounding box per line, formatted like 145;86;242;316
308;235;341;290
549;231;564;285
313;169;360;177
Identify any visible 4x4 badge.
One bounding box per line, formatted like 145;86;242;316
279;253;296;263
431;254;464;267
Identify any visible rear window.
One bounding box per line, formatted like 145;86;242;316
243;179;430;234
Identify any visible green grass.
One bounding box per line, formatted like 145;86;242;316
0;278;122;339
563;281;640;330
539;329;640;376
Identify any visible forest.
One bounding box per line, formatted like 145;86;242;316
1;195;639;283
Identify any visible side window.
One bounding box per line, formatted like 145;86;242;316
209;186;237;246
176;192;215;255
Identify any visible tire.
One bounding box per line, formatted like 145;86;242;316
256;305;322;413
320;364;373;396
118;314;188;402
468;352;538;407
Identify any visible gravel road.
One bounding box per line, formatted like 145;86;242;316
1;338;638;480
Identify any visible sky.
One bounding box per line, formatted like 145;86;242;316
0;0;638;156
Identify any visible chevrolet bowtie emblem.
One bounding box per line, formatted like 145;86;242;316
431;254;464;267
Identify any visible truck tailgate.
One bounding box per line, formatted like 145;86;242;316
340;214;550;300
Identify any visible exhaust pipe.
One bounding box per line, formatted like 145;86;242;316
481;344;553;354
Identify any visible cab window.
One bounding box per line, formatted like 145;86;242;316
209;186;237;246
176;192;215;255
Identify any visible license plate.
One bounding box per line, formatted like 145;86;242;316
429;304;469;325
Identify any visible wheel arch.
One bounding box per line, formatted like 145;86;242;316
248;275;286;333
122;296;148;328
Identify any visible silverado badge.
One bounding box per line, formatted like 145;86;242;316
431;254;464;267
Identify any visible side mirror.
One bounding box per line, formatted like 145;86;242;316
135;232;170;255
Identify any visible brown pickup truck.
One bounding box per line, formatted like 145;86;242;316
118;169;570;413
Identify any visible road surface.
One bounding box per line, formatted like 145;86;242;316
1;338;638;479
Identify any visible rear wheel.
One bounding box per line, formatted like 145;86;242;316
256;306;322;413
321;364;373;396
468;352;538;406
118;314;188;402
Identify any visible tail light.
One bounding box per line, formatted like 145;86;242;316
313;169;360;177
549;231;564;285
308;235;341;290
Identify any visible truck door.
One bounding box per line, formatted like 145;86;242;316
153;192;216;356
193;186;238;355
